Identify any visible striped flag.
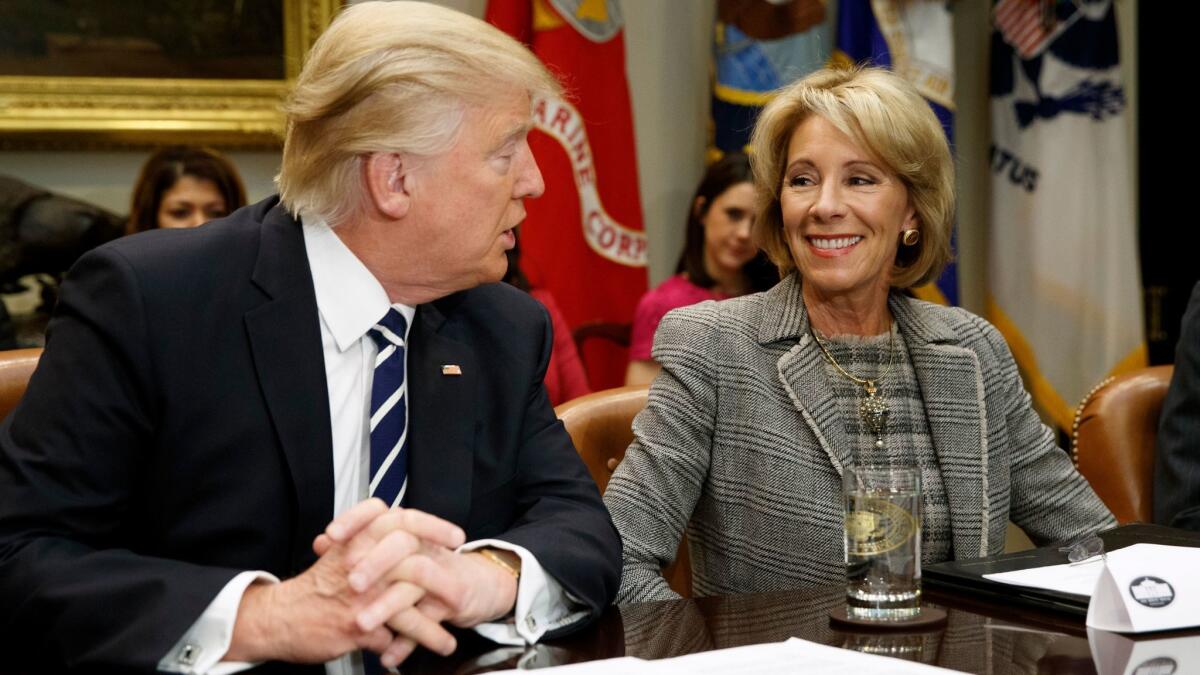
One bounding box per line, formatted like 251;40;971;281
987;0;1145;432
834;0;958;306
993;0;1070;59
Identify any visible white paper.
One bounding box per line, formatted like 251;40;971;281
1086;544;1200;633
982;556;1105;596
982;543;1200;634
1087;626;1200;675
488;637;965;674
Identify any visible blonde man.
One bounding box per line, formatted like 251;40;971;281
0;3;619;672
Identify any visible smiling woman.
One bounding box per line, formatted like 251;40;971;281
604;66;1117;605
779;114;917;332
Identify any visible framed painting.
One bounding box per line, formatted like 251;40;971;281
0;0;341;149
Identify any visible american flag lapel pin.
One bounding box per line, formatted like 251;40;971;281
441;364;463;376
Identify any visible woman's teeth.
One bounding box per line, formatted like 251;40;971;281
810;236;862;250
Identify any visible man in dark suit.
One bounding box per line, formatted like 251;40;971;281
0;2;620;672
1157;280;1200;531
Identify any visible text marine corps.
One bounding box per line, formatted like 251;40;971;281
533;95;648;267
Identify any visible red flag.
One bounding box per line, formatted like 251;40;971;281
487;0;648;390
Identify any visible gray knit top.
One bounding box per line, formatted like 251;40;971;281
818;327;953;564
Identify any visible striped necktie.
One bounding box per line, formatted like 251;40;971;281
367;308;409;508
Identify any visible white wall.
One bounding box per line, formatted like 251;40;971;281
0;0;1138;304
0;150;281;215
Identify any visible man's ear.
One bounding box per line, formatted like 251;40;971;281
363;152;412;219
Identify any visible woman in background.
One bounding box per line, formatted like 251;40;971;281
128;146;246;234
625;153;776;386
504;237;591;406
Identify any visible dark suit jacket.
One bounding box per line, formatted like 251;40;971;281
0;198;620;671
1156;280;1200;531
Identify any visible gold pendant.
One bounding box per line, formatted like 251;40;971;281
859;383;889;438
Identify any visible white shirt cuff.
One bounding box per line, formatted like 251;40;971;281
157;570;280;674
458;539;589;645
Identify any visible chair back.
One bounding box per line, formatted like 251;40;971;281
0;348;42;420
1072;365;1173;523
571;321;632;391
555;386;692;597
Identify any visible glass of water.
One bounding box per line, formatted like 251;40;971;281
843;465;922;621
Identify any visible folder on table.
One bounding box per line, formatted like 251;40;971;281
924;523;1200;616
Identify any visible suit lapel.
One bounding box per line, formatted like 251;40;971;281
404;299;477;527
244;205;334;572
761;275;853;475
778;340;854;476
892;297;991;558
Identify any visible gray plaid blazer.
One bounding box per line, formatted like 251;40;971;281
605;274;1116;604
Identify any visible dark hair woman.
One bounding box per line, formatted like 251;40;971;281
128;146;247;234
624;153;776;386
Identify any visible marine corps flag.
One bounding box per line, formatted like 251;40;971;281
487;0;648;390
988;0;1145;431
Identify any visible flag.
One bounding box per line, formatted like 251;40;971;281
487;0;648;390
987;0;1145;431
834;0;958;306
711;0;829;161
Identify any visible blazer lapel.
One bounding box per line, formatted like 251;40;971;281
404;298;477;527
892;297;991;558
244;204;335;572
762;275;854;476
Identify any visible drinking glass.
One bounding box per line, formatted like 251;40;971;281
843;464;922;620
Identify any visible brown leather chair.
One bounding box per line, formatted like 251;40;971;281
0;348;42;420
1071;365;1173;523
555;385;693;597
571;321;632;359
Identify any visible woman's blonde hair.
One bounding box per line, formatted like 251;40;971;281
277;1;560;226
748;66;955;289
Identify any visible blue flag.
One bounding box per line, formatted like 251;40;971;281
711;0;829;160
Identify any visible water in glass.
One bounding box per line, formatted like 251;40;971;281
843;465;921;620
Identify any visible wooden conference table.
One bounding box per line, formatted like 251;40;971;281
403;582;1200;674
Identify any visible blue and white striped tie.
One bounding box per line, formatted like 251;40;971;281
367;309;409;508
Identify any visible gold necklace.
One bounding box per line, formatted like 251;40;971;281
809;322;896;449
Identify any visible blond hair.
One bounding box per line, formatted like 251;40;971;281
277;1;560;225
749;66;955;289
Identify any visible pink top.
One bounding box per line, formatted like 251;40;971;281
629;274;727;361
530;287;591;406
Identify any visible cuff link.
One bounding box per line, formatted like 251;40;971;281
177;643;201;667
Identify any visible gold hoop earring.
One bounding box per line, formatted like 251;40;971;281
901;229;920;246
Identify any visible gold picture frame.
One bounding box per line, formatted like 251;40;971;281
0;0;341;150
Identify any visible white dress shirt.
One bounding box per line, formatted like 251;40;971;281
160;214;583;674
